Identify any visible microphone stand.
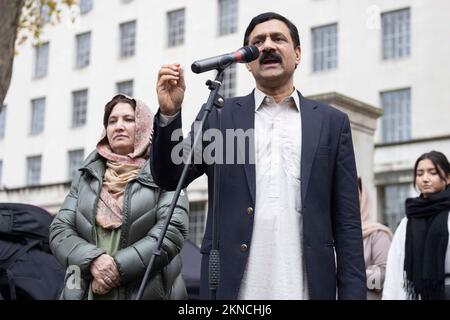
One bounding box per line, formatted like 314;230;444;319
136;69;226;300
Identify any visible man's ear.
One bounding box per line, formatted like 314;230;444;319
295;46;301;67
246;63;252;72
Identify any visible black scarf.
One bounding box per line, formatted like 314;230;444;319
404;186;450;300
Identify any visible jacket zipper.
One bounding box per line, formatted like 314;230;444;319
118;181;134;250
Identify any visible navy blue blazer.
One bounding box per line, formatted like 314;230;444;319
151;91;366;300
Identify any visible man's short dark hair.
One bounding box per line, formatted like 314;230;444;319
243;12;301;48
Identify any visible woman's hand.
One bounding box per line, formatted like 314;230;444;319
90;254;121;289
91;277;113;296
157;64;186;116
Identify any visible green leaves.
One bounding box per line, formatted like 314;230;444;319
17;0;77;47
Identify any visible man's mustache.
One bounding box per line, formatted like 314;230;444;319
259;51;282;64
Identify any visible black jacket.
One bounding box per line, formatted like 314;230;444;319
151;91;366;300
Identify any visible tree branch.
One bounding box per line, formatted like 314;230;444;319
0;0;26;108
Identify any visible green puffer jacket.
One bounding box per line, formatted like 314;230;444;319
49;151;189;300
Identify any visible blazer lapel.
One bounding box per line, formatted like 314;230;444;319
299;92;323;203
231;92;256;203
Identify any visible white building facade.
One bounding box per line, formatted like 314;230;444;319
1;0;449;242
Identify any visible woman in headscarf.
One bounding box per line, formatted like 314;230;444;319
49;95;189;300
383;151;450;300
358;177;393;299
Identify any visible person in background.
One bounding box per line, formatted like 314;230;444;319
383;151;450;300
358;177;393;299
49;94;189;300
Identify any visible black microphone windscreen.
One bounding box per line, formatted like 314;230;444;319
243;45;260;62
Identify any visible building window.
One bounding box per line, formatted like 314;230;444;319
381;88;411;143
382;8;410;60
120;21;136;58
30;98;46;135
68;149;85;180
383;184;411;231
0;105;6;139
76;32;91;69
26;156;42;186
218;0;238;36
188;201;207;247
40;4;51;24
312;23;338;72
167;9;185;47
79;0;93;14
34;42;49;78
72;90;88;128
116;80;134;97
219;64;236;98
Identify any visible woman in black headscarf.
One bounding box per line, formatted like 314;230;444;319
383;151;450;300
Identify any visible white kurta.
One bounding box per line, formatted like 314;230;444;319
382;212;450;300
238;88;308;300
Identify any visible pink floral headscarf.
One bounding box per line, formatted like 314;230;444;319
359;179;393;240
96;99;154;166
95;98;154;229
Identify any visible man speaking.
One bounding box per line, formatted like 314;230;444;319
151;12;366;300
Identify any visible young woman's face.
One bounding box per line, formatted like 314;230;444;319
415;159;449;197
106;102;136;155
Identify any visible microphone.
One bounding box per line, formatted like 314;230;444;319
191;45;260;74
